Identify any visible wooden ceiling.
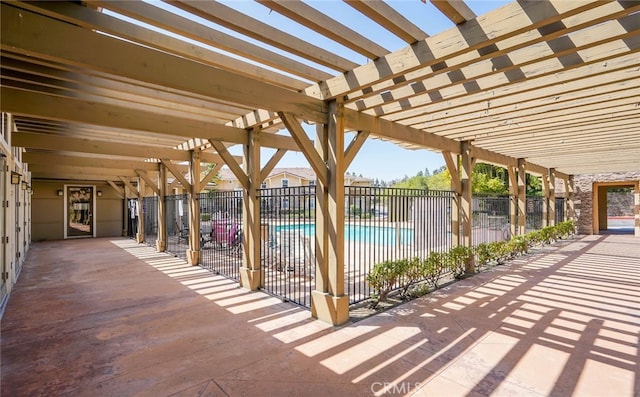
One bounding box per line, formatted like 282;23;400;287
1;0;639;183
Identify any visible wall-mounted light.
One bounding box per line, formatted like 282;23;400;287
10;171;21;185
57;189;64;196
21;181;27;190
97;190;103;197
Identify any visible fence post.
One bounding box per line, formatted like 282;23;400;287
517;159;527;235
461;141;474;274
136;177;145;244
239;129;262;290
187;149;200;265
548;169;556;226
310;100;349;326
156;162;166;252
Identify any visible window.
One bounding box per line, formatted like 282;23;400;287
309;180;315;186
281;198;290;210
261;182;267;189
281;179;289;188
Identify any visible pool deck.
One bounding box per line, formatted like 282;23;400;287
2;234;639;396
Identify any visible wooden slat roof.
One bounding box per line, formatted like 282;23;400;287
1;0;638;182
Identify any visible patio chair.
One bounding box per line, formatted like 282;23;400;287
276;230;315;280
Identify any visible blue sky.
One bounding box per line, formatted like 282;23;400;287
145;0;512;182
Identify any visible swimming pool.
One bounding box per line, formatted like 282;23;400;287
274;223;414;245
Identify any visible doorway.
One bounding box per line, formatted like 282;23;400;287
64;185;96;239
593;182;638;236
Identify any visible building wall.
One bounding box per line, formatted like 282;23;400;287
569;172;640;235
32;180;123;241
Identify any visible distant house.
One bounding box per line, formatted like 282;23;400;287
214;167;372;190
212;167;373;214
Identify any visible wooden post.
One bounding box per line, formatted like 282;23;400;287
548;169;556;226
460;141;473;274
517;159;527;235
239;128;262;290
136;177;145;244
508;165;518;237
311;100;349;326
443;152;461;246
187;149;200;265
156;163;166;252
564;176;575;221
542;172;550;228
122;182;128;237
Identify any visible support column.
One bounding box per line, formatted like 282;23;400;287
460;141;473;274
507;165;518;237
311;100;349;326
634;183;640;237
517;159;527;235
548;169;556;226
239;129;262;290
122;183;128;237
156;163;167;252
542;172;550;227
565;176;575;220
443;152;461;246
313;123;329;295
136;177;145;244
187;149;200;265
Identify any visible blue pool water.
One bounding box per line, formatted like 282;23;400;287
274;223;414;245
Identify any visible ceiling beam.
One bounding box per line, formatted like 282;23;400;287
346;0;429;43
258;0;389;59
0;4;327;122
22;152;161;171
304;0;620;100
166;0;358;72
430;0;476;25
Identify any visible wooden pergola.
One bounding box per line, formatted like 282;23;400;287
1;0;638;324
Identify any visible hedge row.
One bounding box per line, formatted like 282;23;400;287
366;220;576;307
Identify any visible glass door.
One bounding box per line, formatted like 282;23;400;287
65;186;95;238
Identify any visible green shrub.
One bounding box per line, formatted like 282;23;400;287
507;235;529;257
200;213;211;222
488;240;511;265
423;251;449;289
527;230;543;246
398;257;423;298
449;245;474;279
366;260;403;307
474;243;492;269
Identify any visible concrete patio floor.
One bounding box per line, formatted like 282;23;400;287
2;234;639;397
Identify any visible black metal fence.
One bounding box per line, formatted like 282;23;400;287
555;198;565;224
127;198;138;238
259;186;315;307
345;187;455;304
136;188;567;309
142;196;158;247
525;196;546;232
199;190;243;280
472;195;512;244
165;194;188;259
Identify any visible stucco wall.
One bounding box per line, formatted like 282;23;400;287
32;181;123;241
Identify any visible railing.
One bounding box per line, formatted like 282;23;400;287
555;197;566;224
127;198;138;239
199;191;243;281
142;196;158;247
138;188;564;309
525;196;546;232
345;187;455;304
259;186;315;307
472;195;512;244
165;194;188;259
